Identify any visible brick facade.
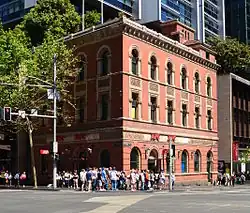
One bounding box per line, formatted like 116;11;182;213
33;17;219;185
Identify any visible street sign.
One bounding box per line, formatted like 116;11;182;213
18;110;26;119
53;142;58;153
40;149;49;155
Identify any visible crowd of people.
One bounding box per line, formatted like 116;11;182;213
56;167;176;191
216;172;246;186
0;170;27;187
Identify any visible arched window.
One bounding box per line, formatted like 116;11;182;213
100;150;110;168
207;77;212;97
194;72;200;93
101;51;109;76
181;150;188;173
78;55;86;81
130;147;141;169
194;150;201;172
167;62;173;85
150;56;157;80
131;49;139;75
181;67;187;89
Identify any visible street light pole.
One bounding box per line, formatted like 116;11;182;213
101;0;104;24
82;0;85;31
169;137;173;191
53;54;57;189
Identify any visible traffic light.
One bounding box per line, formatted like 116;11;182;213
3;107;11;121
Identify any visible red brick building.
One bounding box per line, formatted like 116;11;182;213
34;17;219;185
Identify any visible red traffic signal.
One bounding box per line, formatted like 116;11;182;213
3;107;11;121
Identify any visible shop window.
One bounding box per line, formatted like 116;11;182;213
181;151;188;173
194;150;201;172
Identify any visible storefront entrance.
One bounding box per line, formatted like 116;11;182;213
148;149;159;172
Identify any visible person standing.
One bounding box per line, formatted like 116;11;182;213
80;169;86;191
110;167;117;191
171;173;175;190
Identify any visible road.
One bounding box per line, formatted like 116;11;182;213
0;188;250;213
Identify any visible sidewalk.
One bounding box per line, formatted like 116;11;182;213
0;184;249;192
0;185;60;191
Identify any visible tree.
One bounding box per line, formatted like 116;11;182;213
20;0;81;45
84;10;101;29
240;148;250;164
208;37;250;76
0;0;101;188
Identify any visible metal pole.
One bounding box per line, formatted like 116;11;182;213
101;0;104;24
82;0;85;31
53;54;57;189
169;138;173;191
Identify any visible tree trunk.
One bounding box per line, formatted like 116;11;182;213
27;118;37;188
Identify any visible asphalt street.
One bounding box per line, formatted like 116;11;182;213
0;188;250;213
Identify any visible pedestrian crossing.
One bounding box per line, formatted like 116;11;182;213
81;195;151;213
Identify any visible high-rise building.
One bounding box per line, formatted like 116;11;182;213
0;0;140;28
225;0;250;44
140;0;225;43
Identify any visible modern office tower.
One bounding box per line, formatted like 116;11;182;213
0;0;140;28
140;0;225;43
225;0;250;44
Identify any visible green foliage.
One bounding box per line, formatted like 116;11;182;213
240;148;250;163
20;0;81;46
84;10;101;29
208;37;250;75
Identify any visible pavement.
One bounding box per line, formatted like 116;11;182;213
0;187;250;213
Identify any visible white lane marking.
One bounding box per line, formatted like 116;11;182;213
82;195;151;213
0;189;30;192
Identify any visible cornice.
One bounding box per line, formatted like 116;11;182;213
65;16;220;72
121;17;220;71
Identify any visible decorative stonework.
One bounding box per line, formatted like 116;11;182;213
123;132;145;141
167;86;174;96
130;77;141;88
149;83;159;92
207;98;212;106
195;95;200;102
181;91;188;100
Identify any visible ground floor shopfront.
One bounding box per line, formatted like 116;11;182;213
33;128;218;185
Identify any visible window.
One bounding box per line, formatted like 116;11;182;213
207;77;212;97
207;110;212;130
194;72;200;93
78;55;86;81
100;94;109;120
181;67;187;89
150;56;157;80
167;62;173;85
101;51;109;76
132;49;139;75
77;96;85;122
167;100;173;124
194;150;200;172
195;107;200;128
150;97;157;122
181;151;188;173
206;52;210;60
182;104;187;127
131;93;139;119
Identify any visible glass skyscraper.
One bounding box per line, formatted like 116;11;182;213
0;0;139;27
140;0;225;43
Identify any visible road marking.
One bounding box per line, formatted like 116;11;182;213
82;195;151;213
0;189;29;193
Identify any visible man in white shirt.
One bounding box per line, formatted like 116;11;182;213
110;167;117;191
80;169;86;191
